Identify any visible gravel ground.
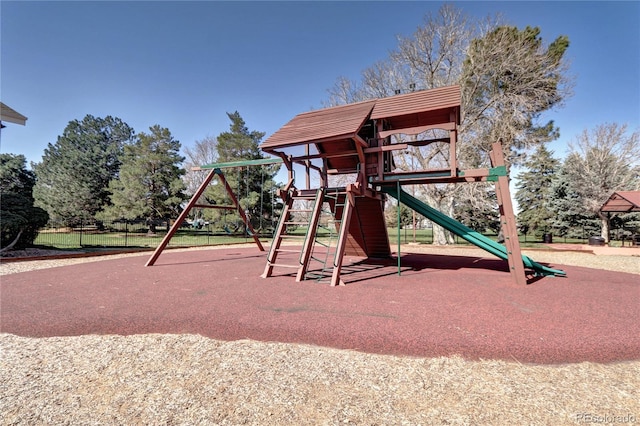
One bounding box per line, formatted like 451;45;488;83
1;244;638;424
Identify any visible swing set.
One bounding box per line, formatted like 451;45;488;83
145;157;282;266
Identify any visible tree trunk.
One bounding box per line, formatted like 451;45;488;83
599;212;610;243
0;229;23;253
147;220;157;235
430;197;455;245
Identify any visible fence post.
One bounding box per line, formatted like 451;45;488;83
79;219;83;247
125;219;129;247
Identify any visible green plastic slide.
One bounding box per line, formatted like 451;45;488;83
382;186;565;277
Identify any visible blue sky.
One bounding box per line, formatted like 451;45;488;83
2;1;639;171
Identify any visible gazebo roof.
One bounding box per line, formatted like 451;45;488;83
600;191;640;213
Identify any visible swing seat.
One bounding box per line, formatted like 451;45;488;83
224;224;241;235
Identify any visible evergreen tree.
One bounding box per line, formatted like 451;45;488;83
462;25;570;166
0;154;49;249
33;115;133;225
205;112;280;231
455;188;500;234
384;202;414;229
515;144;560;238
217;111;264;162
547;160;599;239
101;125;186;233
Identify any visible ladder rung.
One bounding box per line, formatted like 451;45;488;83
306;272;330;280
310;256;330;263
289;209;312;213
269;263;300;269
280;235;305;239
276;248;300;253
284;221;309;225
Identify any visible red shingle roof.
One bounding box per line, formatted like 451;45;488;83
600;191;640;212
261;85;460;152
370;85;460;120
261;100;376;150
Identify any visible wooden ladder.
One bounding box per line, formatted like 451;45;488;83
261;188;325;279
302;190;348;283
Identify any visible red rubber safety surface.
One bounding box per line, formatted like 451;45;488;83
1;247;638;364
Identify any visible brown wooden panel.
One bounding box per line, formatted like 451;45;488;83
317;139;360;172
344;196;391;258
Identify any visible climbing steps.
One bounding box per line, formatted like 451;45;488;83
262;186;392;286
302;189;348;283
261;187;325;280
262;187;352;284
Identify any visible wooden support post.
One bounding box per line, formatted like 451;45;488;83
330;190;355;286
296;188;326;282
146;168;218;266
376;120;385;182
353;135;369;190
490;142;527;285
449;110;458;177
397;180;401;276
305;144;311;190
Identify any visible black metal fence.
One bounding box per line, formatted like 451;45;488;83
33;218;639;250
34;219;267;249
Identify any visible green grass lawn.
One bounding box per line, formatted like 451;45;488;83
34;229;262;250
34;225;596;252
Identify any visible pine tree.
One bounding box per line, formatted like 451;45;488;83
515;144;560;238
33;115;133;225
462;25;569;165
0;154;49;249
216;112;264;162
204;112;280;231
547;161;599;239
102;125;186;233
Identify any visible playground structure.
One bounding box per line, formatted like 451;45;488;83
147;85;565;285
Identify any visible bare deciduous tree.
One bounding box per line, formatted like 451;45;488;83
182;135;218;197
564;123;640;241
325;5;572;244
